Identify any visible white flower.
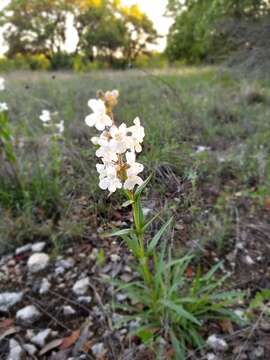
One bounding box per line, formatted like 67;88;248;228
124;151;144;190
91;137;99;145
0;102;8;112
96;163;107;179
96;138;118;162
39;110;51;123
127;117;145;153
0;77;5;91
85;99;112;131
91;131;110;145
109;123;132;154
56;120;64;134
97;163;122;193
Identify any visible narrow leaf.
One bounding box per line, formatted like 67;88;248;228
134;175;152;200
147;217;173;254
161;300;201;326
142;211;161;231
102;228;132;238
122;200;134;208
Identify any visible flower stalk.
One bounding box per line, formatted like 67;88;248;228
85;89;154;286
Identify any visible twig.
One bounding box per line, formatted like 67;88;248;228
234;307;267;360
88;282;119;360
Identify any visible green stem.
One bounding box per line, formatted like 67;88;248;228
126;190;152;287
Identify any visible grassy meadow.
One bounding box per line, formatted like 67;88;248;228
1;67;269;256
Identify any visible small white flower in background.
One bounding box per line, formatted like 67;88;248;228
85;99;112;131
85;90;145;193
39;110;51;123
0;77;5;91
39;110;64;137
0;102;8;112
56;120;64;134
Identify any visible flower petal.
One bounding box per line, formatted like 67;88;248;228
85;113;96;127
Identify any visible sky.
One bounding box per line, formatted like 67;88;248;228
0;0;173;55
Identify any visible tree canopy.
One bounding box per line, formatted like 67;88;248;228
0;0;158;64
166;0;270;63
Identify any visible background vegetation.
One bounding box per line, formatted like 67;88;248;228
166;0;270;66
0;0;158;70
1;0;270;72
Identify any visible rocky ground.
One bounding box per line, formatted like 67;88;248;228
1;218;270;360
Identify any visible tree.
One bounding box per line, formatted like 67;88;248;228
0;0;158;65
119;4;158;62
70;0;126;61
71;0;158;63
166;0;270;63
0;0;71;58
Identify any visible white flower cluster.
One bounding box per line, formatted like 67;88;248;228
85;90;145;193
0;77;8;113
39;109;64;135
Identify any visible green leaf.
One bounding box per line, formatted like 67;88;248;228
170;330;186;360
136;328;155;344
147;217;173;254
161;300;201;326
136;198;145;229
202;261;223;282
102;228;132;238
125;234;141;257
142;211;161;231
134;174;152;200
189;328;204;348
122;199;134;207
210;291;242;301
250;289;270;309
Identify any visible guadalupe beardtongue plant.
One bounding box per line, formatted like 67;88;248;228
84;90;242;358
84;89;152;282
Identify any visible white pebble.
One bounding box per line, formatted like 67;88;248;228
27;253;49;273
31;328;51;347
207;354;218;360
72;277;90;295
8;339;23;360
16;305;41;324
207;334;228;351
92;342;107;357
63;305;76;315
24;343;37;356
78;296;92;304
15;243;32;255
110;254;120;262
244;255;255;265
0;292;23;312
39;278;51;295
31;242;46;252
